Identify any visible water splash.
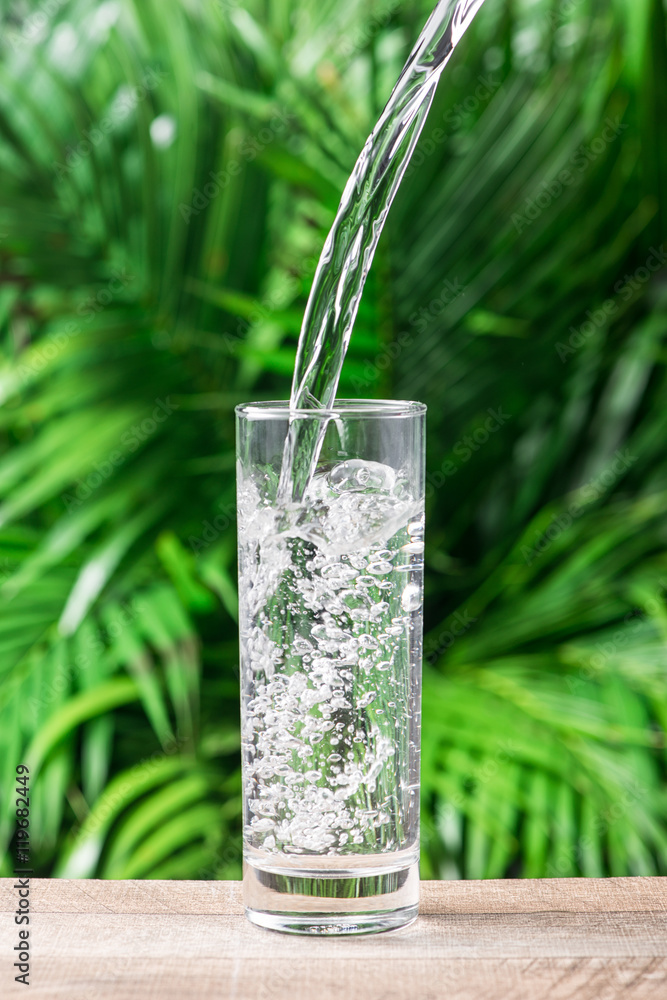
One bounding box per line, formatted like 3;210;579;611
279;0;488;501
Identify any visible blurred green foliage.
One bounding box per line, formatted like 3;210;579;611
1;0;666;882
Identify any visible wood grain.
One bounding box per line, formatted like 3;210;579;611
1;878;665;999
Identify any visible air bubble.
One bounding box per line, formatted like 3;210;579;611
252;818;276;832
401;583;422;612
367;560;393;576
401;541;425;555
328;460;397;494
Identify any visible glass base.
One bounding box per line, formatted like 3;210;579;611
243;850;419;936
246;904;418;936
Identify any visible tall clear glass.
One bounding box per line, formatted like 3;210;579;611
236;400;425;935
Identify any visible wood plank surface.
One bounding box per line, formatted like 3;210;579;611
1;877;665;999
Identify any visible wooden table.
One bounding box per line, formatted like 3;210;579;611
1;877;666;998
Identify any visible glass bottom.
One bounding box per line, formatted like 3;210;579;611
243;849;419;936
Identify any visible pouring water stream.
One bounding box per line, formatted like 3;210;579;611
279;0;489;502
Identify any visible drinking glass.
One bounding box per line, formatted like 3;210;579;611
236;400;425;934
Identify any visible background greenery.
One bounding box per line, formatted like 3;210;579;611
1;0;666;881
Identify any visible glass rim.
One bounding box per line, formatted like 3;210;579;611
235;399;427;420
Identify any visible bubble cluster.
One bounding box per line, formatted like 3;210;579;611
238;463;424;859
